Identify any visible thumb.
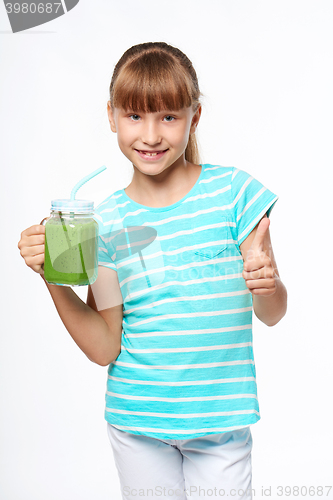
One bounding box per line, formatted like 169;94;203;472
250;217;270;251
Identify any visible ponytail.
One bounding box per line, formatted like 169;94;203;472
185;133;200;165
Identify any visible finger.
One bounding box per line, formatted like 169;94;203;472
249;217;270;252
245;278;276;290
243;254;266;272
243;267;275;280
25;253;45;273
21;224;45;238
24;234;45;247
21;244;45;258
250;287;276;296
243;257;263;272
243;252;271;272
18;235;45;255
18;229;45;252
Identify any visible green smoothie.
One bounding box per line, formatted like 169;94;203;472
44;216;98;286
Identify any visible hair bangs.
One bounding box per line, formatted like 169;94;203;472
112;53;193;113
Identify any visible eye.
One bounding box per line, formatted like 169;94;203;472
163;115;175;122
129;114;141;121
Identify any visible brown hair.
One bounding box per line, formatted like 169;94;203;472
109;42;201;165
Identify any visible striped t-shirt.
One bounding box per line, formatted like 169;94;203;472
94;164;278;440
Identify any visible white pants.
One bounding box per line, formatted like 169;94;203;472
107;423;253;500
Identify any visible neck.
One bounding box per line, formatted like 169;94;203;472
125;158;201;207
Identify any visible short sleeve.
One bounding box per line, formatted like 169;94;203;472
231;167;278;246
94;206;117;272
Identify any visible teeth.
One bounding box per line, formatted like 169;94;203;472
144;152;158;156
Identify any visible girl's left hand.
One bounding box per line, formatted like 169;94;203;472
242;217;277;296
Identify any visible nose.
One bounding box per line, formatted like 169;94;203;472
141;119;162;146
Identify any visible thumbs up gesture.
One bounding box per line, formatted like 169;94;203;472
242;217;277;296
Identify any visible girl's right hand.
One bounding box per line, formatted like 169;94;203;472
18;220;47;275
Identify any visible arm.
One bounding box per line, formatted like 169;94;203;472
239;215;287;327
41;268;123;366
18;223;123;366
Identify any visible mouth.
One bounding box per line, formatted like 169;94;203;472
135;149;168;160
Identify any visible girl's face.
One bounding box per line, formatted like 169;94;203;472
107;103;201;175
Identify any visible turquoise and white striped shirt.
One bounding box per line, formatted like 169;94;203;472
94;164;278;440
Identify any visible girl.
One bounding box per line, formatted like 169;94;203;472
18;42;287;500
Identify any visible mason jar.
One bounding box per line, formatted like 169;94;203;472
43;199;98;286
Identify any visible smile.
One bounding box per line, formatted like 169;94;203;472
135;149;168;160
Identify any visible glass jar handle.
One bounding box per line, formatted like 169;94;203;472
40;217;50;226
39;217;50;273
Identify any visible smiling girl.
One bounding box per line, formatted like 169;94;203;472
18;42;287;500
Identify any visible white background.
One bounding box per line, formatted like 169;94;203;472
1;1;333;499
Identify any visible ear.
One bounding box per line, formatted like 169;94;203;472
107;101;117;133
190;104;202;135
